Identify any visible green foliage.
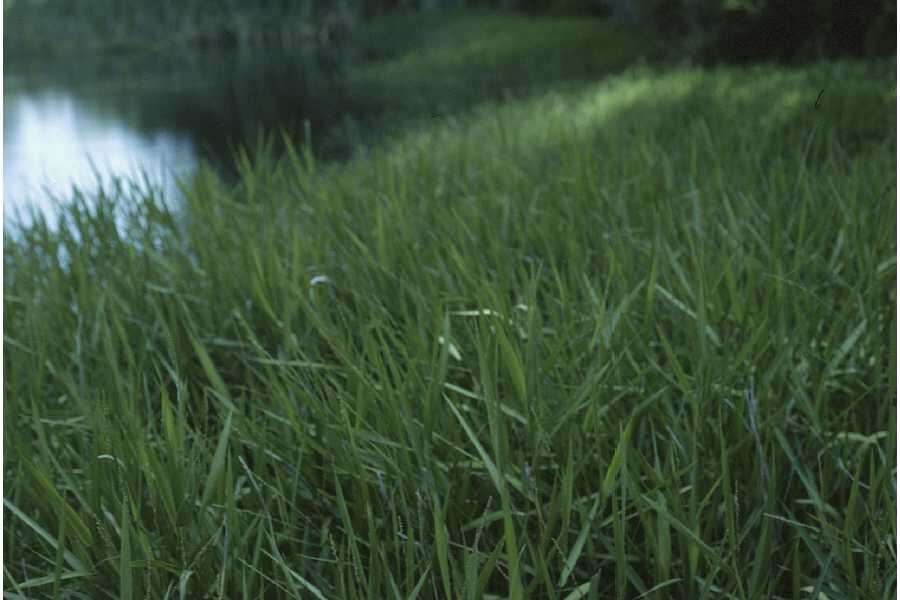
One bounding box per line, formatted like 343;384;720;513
349;13;649;114
6;0;897;65
5;44;895;598
5;0;350;58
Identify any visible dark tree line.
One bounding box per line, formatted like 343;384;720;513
9;0;894;63
633;0;897;64
354;0;896;63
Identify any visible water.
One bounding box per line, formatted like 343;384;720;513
3;47;363;230
4;82;198;227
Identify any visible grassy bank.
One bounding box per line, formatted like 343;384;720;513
4;40;897;600
328;13;652;158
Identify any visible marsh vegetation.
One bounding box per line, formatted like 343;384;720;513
3;2;897;599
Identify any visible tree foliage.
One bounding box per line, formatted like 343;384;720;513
7;0;895;63
663;0;898;63
468;0;897;62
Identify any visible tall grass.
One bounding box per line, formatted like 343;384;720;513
4;58;896;598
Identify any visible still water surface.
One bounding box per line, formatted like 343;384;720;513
4;82;197;227
4;48;361;230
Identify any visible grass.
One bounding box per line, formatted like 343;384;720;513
319;13;653;159
3;16;897;600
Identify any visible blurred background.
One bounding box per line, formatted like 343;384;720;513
4;0;896;227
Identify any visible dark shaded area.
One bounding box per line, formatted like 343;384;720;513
403;0;898;64
699;1;896;64
4;0;326;58
6;0;896;66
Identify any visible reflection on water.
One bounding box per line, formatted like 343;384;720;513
4;87;197;228
3;47;362;231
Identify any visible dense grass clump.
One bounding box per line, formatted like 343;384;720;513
4;58;896;598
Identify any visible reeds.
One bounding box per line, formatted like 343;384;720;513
4;45;896;600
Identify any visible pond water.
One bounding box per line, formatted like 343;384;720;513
4;47;363;230
4;82;198;227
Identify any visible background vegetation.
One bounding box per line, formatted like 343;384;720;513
6;0;896;64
